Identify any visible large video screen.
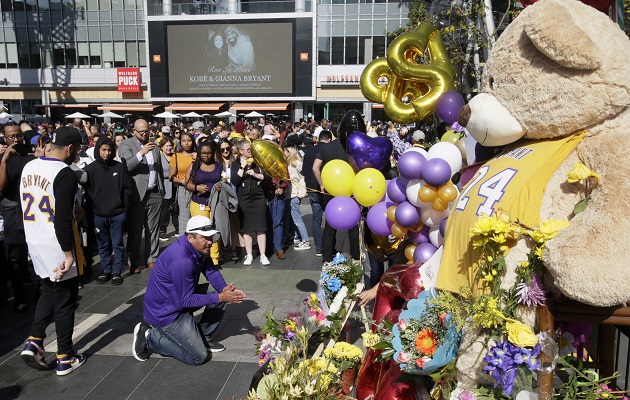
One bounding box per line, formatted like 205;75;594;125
167;22;293;95
148;18;313;99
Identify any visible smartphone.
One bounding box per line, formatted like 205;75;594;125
148;135;157;144
14;144;36;156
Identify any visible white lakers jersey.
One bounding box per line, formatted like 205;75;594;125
20;158;81;281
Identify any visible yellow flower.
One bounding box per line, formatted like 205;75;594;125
529;219;570;243
470;215;497;237
567;162;600;183
534;246;543;259
493;208;512;223
505;319;538;347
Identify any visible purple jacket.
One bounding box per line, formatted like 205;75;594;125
143;235;227;327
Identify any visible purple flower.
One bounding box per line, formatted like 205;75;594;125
500;367;519;395
514;347;540;370
516;274;547;307
284;331;296;340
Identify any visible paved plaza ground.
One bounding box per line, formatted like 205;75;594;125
0;203;362;400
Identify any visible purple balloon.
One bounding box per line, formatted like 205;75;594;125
394;201;420;228
436;90;466;124
347;132;393;172
422;158;452;187
439;217;448;237
386;177;408;204
408;225;430;245
398;151;426;180
413;242;438;263
366;202;394;236
325;196;361;231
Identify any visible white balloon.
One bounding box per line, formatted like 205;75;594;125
403;146;429;158
427;142;463;175
420;207;450;227
405;179;425;207
428;226;443;247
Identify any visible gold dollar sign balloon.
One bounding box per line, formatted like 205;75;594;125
250;139;288;180
360;23;456;124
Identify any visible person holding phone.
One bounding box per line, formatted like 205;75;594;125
0;122;33;312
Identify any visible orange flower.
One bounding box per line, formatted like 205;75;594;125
415;329;437;356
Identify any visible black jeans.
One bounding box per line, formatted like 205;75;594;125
3;242;27;305
320;193;360;263
30;276;79;355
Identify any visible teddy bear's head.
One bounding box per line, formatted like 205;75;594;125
458;0;630;147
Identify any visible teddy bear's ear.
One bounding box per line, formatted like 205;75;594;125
523;0;602;70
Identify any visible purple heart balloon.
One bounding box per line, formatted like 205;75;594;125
348;132;394;172
338;109;367;151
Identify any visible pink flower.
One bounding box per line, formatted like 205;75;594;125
397;319;408;331
415;356;432;368
439;313;448;328
459;391;477;400
397;352;411;363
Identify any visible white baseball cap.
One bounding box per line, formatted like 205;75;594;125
185;216;220;241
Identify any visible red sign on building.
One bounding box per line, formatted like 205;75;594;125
117;68;141;92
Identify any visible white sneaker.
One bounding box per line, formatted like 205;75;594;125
294;241;311;250
243;254;253;266
293;238;301;244
260;255;270;265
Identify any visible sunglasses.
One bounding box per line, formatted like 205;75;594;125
189;224;215;232
221;147;230;152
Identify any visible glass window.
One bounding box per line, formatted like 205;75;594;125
359;36;372;63
4;28;15;41
1;0;13;11
102;41;113;67
112;0;123;9
17;43;29;68
0;43;6;68
138;41;146;67
101;25;112;41
318;4;331;15
112;10;123;21
331;21;343;36
113;24;124;40
124;10;135;19
317;20;330;36
88;26;100;40
358;19;371;35
89;42;101;66
87;0;98;10
114;41;125;67
137;27;145;40
372;19;386;35
345;37;357;64
87;10;99;21
318;37;330;65
387;18;401;32
7;43;18;67
373;3;386;14
331;36;344;65
63;0;76;11
99;10;111;20
66;46;77;66
373;36;385;58
99;0;112;9
124;24;136;40
126;41;138;66
54;48;65;66
77;25;88;41
345;19;358;36
30;43;41;68
78;42;89;67
41;42;53;68
16;27;28;42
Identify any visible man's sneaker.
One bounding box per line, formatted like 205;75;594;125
243;254;253;266
96;273;111;284
132;322;151;362
293;238;301;244
21;338;48;370
315;252;323;257
260;255;270;266
159;233;169;241
294;241;311;250
231;251;239;261
207;341;226;353
56;353;86;376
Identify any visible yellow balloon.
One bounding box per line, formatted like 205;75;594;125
352;168;387;207
387;205;398;223
437;183;458;203
251;139;288;180
404;244;417;261
441;130;461;144
418;185;438;203
360;23;456;124
391;223;408;239
321;159;355;197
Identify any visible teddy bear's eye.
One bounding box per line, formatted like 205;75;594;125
488;76;495;90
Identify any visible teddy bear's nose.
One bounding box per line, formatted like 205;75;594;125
458;104;471;127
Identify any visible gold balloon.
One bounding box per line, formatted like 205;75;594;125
404;244;417;261
391;222;408;239
455;137;467;164
251;139;288;180
432;197;449;212
418;185;438;203
360;23;456;124
437;183;458;203
387;205;398;223
408;222;425;232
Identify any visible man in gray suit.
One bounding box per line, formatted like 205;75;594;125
118;119;165;274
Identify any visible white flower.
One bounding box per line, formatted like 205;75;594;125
329;286;348;315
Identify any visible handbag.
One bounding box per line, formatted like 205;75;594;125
295;176;307;199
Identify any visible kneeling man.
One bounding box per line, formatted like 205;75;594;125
132;216;246;365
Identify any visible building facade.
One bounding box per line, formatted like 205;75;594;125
0;0;409;122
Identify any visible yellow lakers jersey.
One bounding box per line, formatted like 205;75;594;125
436;132;585;295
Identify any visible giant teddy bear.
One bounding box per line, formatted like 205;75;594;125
437;0;630;390
358;0;630;397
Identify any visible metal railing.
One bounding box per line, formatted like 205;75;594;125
147;0;312;16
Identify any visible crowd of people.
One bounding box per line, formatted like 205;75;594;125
0;113;436;371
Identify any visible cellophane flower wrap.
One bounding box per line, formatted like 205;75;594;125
391;289;461;375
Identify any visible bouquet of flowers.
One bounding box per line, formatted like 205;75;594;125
323;342;364;371
255;310;304;366
390;289;461;375
302;293;327;331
